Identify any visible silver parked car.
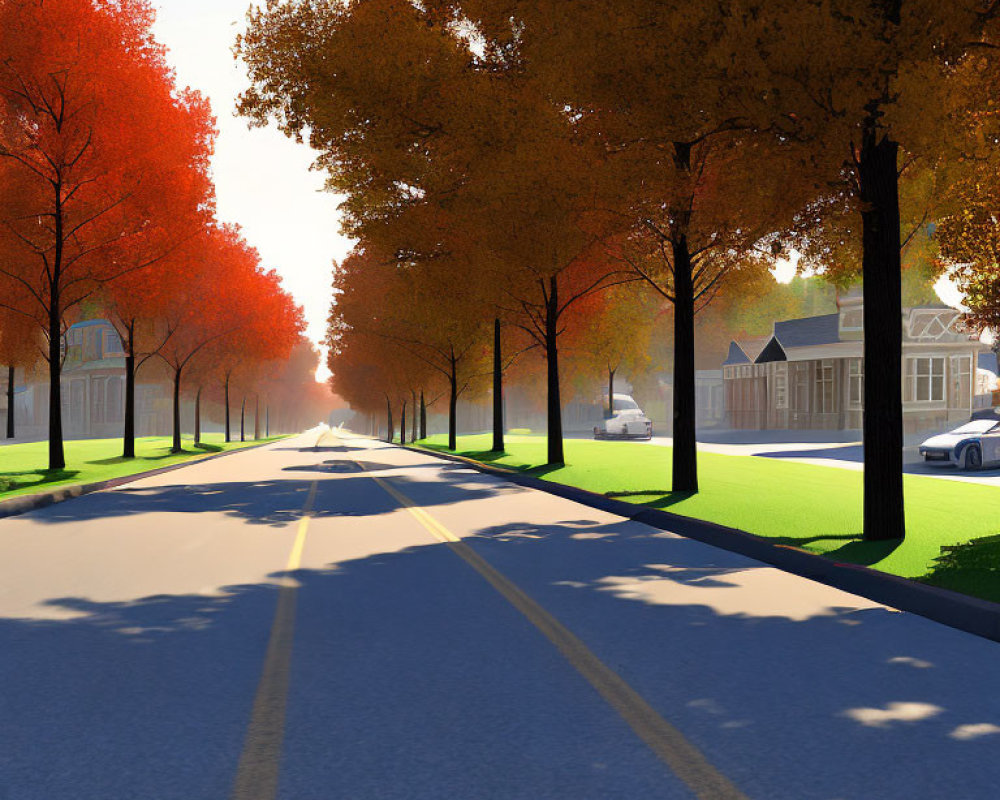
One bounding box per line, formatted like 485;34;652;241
918;412;1000;469
593;393;653;440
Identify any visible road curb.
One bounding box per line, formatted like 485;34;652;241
409;444;1000;644
0;438;283;520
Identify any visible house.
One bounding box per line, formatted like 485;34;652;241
723;292;987;434
5;319;171;439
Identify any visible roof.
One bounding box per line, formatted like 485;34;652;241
723;341;750;366
980;352;999;374
755;336;788;363
773;313;841;349
68;318;112;329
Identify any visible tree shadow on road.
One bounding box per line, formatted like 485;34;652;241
3;513;1000;800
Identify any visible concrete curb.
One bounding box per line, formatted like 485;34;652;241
0;439;283;520
410;444;1000;644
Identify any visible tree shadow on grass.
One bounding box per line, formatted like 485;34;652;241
607;490;696;509
921;534;1000;603
0;469;81;495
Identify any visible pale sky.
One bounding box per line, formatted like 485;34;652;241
151;1;354;383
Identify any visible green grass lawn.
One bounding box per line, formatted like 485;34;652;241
0;434;285;502
418;433;1000;601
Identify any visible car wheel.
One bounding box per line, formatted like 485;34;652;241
964;444;983;471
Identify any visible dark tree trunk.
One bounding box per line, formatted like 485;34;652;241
608;367;616;417
670;141;697;493
6;365;14;440
266;406;270;438
171;368;183;453
448;355;458;451
386;396;393;444
254;395;260;440
492;317;504;452
47;291;65;470
47;185;65;471
400;401;407;445
194;387;202;447
224;374;231;443
671;235;698;492
859;128;905;541
420;391;427;440
411;390;418;443
240;397;246;443
545;275;564;465
123;343;136;458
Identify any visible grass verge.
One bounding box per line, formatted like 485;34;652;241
0;433;286;502
418;433;1000;600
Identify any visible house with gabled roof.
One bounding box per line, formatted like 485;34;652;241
723;291;987;433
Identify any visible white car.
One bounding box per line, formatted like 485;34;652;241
593;393;653;440
918;415;1000;470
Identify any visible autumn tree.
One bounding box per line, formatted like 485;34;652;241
742;0;1000;540
328;245;487;450
0;0;197;469
240;0;632;463
99;89;217;457
563;284;659;418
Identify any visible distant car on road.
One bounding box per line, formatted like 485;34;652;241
918;411;1000;469
593;393;653;440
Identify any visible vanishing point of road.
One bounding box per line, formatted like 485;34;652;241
2;430;999;799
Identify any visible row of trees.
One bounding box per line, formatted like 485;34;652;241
0;0;309;469
240;0;1000;543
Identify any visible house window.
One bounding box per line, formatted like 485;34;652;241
849;359;864;409
950;355;972;409
792;363;810;411
107;377;123;422
774;366;788;410
905;356;945;402
840;308;863;332
724;366;733;380
105;329;123;355
741;366;751;378
816;360;835;413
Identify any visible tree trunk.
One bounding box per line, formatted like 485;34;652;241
194;387;202;447
671;234;698;492
254;395;260;440
224;374;231;443
47;291;65;470
400;401;407;445
608;367;616;417
492;317;504;452
6;365;14;440
240;397;246;443
448;355;458;451
545;275;564;465
171;368;183;453
266;406;270;438
670;141;698;493
859;128;905;541
386;396;393;444
411;390;418;442
123;339;136;458
420;391;427;440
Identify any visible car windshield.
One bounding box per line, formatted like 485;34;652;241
953;420;999;434
613;397;639;411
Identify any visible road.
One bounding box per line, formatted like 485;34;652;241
2;429;1000;799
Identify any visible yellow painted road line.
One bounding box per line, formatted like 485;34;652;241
230;479;318;800
367;470;747;800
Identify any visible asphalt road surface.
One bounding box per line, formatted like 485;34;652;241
2;429;1000;799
